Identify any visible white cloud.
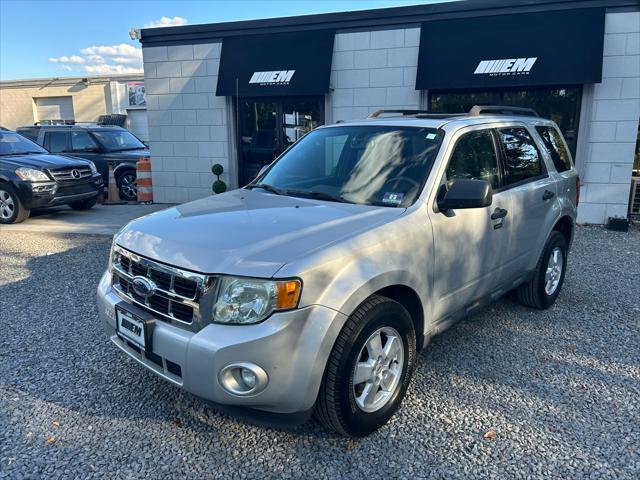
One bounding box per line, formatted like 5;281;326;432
48;43;142;75
143;16;187;28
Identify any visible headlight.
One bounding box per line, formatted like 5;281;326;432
213;277;302;325
88;162;98;174
15;167;50;182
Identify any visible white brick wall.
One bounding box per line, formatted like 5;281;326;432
142;42;231;203
577;10;640;224
329;28;421;122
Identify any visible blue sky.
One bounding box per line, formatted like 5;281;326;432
0;0;448;80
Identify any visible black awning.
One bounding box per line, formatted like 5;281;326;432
216;29;335;96
416;8;605;90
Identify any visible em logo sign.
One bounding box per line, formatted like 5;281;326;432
249;70;296;85
474;58;537;76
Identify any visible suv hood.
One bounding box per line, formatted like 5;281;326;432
116;189;404;277
0;153;91;169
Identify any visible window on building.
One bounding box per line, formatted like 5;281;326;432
71;131;99;152
445;130;499;188
497;128;543;185
44;131;68;152
429;86;582;156
536;126;572;172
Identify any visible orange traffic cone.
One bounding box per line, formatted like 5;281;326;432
104;163;125;205
136;157;153;204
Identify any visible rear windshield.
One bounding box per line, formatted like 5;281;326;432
92;130;145;151
0;132;48;155
257;125;443;207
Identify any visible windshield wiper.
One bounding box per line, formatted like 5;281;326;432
246;183;286;195
285;189;354;204
112;147;145;151
2;151;45;155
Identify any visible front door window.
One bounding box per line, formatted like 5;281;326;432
236;96;323;186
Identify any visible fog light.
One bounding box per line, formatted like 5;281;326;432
219;363;268;396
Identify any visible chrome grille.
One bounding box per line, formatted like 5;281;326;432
111;245;209;325
49;166;92;181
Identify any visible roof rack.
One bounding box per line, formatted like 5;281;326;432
468;105;539;117
368;109;430;118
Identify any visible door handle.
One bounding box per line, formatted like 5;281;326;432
491;207;508;220
542;190;555;201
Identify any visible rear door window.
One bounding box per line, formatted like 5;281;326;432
535;126;572;172
497;127;544;185
44;131;69;153
445;129;500;188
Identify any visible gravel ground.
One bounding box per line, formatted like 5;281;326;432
0;226;638;479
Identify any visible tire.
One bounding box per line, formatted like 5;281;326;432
515;230;568;309
315;295;416;436
116;170;137;201
68;196;97;210
0;183;30;224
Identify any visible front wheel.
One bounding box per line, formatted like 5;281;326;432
0;183;30;224
117;170;137;201
515;230;568;309
315;295;416;436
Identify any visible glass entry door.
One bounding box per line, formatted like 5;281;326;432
236;96;323;186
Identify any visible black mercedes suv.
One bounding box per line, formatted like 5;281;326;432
17;124;149;201
0;130;103;224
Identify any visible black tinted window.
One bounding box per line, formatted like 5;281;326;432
498;128;542;185
44;132;68;152
17;127;39;141
536;126;572;172
446;130;499;188
71;131;99;152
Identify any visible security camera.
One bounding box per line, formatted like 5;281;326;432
129;28;141;40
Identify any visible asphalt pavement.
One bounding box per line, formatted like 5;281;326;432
0;226;638;479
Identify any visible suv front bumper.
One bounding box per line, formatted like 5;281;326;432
97;271;346;415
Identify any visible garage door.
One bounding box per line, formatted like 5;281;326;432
127;109;149;142
35;96;75;123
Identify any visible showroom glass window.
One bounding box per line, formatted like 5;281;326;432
497;128;543;185
429;86;582;155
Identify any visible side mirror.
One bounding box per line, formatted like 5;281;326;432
437;179;493;211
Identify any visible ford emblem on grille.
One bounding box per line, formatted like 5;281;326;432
131;276;156;299
71;169;81;179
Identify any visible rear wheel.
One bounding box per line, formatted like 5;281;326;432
116;170;137;201
515;230;568;309
68;196;97;210
0;183;30;224
315;295;416;436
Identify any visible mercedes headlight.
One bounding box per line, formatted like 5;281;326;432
212;277;302;325
15;167;50;182
88;161;98;174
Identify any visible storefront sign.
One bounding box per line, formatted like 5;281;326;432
216;30;334;96
127;82;146;107
416;8;605;90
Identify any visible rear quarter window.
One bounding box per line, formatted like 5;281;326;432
497;127;544;186
535;126;572;172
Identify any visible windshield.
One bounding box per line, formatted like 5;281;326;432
91;130;145;151
0;131;48;155
256;125;442;207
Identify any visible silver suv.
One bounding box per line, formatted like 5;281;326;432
97;106;579;436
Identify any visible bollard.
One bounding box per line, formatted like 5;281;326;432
137;157;153;204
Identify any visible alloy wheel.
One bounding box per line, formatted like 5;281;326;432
119;173;137;201
352;326;404;413
0;189;15;220
545;246;563;295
